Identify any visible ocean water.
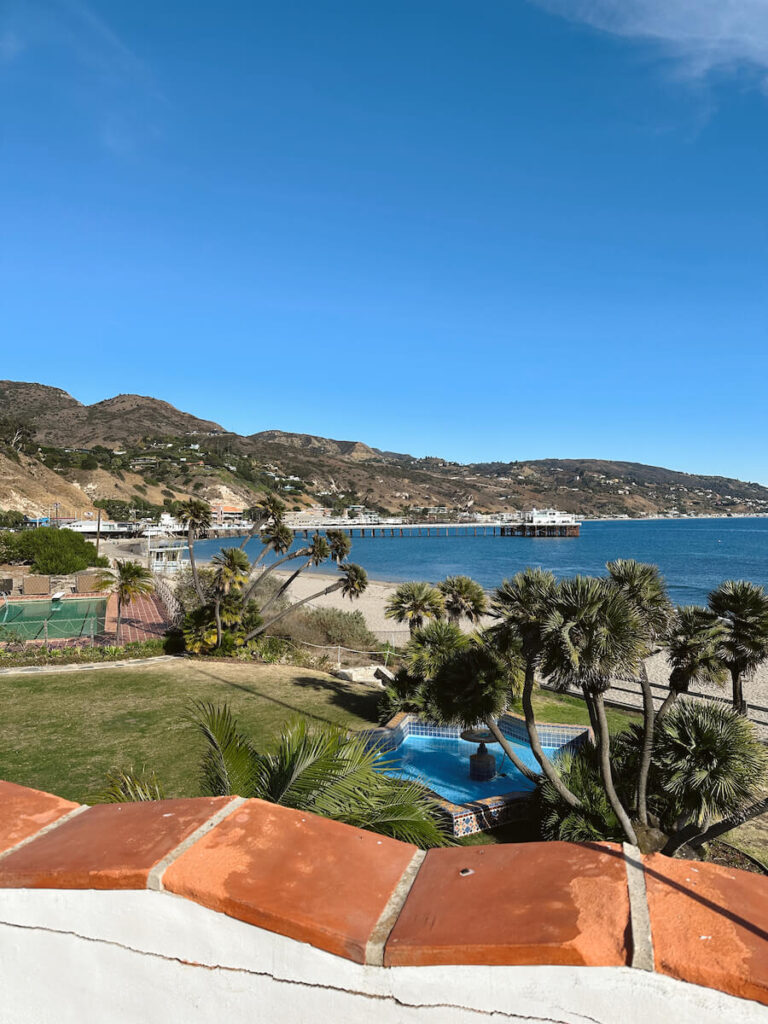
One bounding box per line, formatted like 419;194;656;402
385;733;551;804
191;517;768;607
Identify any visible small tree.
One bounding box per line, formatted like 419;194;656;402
210;548;251;648
708;580;768;715
658;606;727;719
385;581;445;635
437;576;488;626
96;560;154;644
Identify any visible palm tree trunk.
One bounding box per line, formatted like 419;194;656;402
656;689;677;721
259;562;310;616
242;548;308;604
731;667;747;716
116;595;123;645
591;692;638;845
521;663;581;808
188;525;205;603
214;597;223;648
687;795;768;850
636;668;655;826
243;579;344;642
483;716;539;784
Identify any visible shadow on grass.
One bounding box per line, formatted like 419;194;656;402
185;665;380;730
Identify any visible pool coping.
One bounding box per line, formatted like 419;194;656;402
364;711;591;837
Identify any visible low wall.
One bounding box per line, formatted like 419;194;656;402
2;778;767;1023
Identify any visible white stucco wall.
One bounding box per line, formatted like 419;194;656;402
0;889;764;1024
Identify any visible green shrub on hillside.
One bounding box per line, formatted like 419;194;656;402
5;527;109;574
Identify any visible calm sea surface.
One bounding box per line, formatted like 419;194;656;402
193;518;768;607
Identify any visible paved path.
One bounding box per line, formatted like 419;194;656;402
104;593;170;643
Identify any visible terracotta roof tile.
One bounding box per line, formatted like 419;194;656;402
0;796;234;889
163;797;419;963
385;841;630;967
0;780;79;855
645;852;768;1005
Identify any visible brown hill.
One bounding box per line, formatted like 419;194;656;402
0;381;225;447
2;380;768;520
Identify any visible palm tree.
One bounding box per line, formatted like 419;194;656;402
243;562;368;642
326;529;352;565
210;547;251;648
240;493;287;550
438;576;488;626
405;620;471;682
428;642;537;783
385;581;445;635
658;606;727;719
658;700;768;855
708;580;768;714
606;559;671;826
177;499;212;603
258;533;330;617
489;568;580;808
96;560;154;644
191;703;450;847
541;576;647;845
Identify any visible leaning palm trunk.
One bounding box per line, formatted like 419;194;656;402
258;561;310;617
522;665;581;808
687;795;768;850
636;667;655;826
655;688;679;721
483;716;539;784
116;596;123;645
243;579;344;642
188;524;205;603
590;692;638;845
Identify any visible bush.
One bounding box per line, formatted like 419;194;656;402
10;527;109;574
269;607;379;652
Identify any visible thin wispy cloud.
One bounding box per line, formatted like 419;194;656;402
1;0;164;154
533;0;768;84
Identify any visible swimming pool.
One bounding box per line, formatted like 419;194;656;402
0;598;107;640
386;732;553;805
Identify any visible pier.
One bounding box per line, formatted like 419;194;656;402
287;519;580;539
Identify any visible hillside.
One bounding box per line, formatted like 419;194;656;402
2;380;768;520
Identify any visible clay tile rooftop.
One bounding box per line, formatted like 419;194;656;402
2;780;768;1021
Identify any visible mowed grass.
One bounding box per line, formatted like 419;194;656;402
0;660;382;803
0;659;640;805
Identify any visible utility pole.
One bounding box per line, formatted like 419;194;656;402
95;508;102;558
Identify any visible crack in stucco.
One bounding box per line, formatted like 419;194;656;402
0;918;605;1023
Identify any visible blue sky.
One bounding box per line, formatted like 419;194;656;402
1;1;767;479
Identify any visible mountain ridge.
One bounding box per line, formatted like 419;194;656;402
2;381;768;520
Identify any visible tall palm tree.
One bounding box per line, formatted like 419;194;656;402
178;499;212;603
96;560;154;644
243;562;368;642
438;576;488;626
541;576;646;844
708;580;768;714
606;559;671;826
658;700;768;855
428;642;537;783
489;568;580;808
385;581;445;635
191;703;450;847
258;533;331;616
658;606;727;719
210;547;251;648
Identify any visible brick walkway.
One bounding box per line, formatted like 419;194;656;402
104;593;170;643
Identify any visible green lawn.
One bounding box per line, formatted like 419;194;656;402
0;659;640;805
0;660;382;802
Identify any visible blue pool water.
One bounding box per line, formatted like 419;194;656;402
385;733;557;805
193;517;768;607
